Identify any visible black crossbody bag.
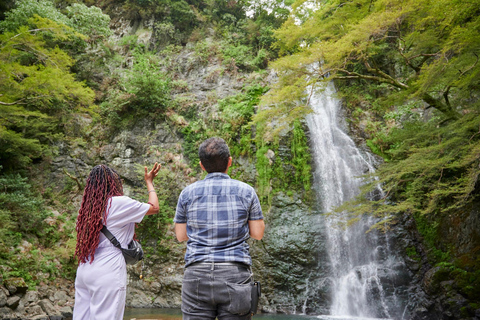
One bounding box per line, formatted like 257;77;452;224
100;226;144;265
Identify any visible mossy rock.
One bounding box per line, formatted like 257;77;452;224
423;266;451;295
3;277;28;295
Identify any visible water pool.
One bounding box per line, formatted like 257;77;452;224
123;308;318;319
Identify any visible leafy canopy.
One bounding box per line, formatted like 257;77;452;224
0;12;96;170
0;0;112;40
256;0;480;134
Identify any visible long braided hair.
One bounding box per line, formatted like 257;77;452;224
75;165;123;264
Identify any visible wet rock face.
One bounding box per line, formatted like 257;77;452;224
394;201;480;320
250;192;331;314
438;201;480;260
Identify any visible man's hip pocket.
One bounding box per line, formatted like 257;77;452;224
226;282;252;315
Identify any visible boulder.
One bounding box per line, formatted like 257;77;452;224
0;289;6;308
0;286;8;297
0;306;15;320
38;299;58;316
6;296;20;309
25;304;46;317
4;278;28;295
60;305;73;318
126;288;154;307
53;290;69;305
22;290;39;304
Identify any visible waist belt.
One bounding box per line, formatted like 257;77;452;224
187;261;250;270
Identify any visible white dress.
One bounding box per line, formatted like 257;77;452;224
73;196;150;320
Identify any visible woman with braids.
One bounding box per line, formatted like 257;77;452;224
73;163;160;320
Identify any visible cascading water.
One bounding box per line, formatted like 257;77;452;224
306;82;405;319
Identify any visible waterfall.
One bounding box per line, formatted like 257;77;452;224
306;82;401;319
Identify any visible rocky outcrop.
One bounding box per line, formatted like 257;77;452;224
0;280;74;320
394;204;480;320
251;191;330;314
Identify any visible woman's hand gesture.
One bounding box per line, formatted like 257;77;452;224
144;162;161;184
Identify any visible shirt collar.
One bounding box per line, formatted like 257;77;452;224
205;172;230;180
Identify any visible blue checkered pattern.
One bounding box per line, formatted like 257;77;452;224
174;172;264;266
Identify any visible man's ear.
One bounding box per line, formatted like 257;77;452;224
199;161;206;171
224;157;232;173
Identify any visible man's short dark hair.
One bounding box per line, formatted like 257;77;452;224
199;137;231;173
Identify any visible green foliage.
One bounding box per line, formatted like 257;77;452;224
0;0;70;32
218;84;268;149
258;0;480;135
0;0;111;40
0;174;50;242
405;246;420;261
433;262;480;303
220;43;269;71
99;49;173;129
337;112;480;236
255;145;274;202
125;50;172;112
121;0;201;44
414;214;450;262
0;173;77;288
291;120;311;191
65;3;112;39
253;124;313;203
179;84;268;169
180;120;208;170
0;15;95;170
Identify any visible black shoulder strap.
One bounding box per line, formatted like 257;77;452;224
100;225;122;249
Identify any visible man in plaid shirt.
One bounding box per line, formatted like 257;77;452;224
174;137;265;320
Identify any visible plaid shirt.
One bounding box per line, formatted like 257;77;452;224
174;172;264;266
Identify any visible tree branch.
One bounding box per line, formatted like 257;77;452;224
0;99;26;106
0;94;50;106
442;53;478;112
421;93;460;120
63;169;84;193
323;68;461;120
1;28;56;50
332;67;409;90
363;60;409;89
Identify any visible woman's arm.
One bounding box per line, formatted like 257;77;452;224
145;163;160;215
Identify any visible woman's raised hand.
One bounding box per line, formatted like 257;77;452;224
144;162;161;183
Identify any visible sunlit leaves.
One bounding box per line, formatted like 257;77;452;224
0;15;95;169
261;0;480;129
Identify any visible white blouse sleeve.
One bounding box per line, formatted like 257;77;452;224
107;196;150;226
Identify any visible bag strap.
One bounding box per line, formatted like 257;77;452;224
100;225;122;249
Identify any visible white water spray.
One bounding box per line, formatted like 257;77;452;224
306;82;393;318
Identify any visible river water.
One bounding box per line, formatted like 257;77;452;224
123;308;394;320
123;308;318;319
